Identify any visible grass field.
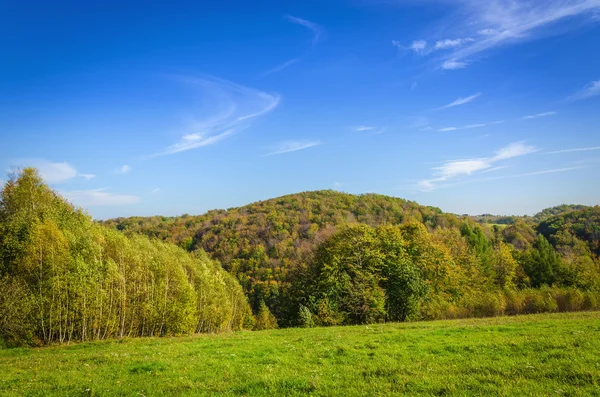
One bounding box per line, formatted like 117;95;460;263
1;312;599;396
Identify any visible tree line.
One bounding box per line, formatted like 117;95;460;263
0;169;252;346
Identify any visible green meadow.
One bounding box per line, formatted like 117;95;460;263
1;311;599;396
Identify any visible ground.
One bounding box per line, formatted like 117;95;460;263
1;311;599;396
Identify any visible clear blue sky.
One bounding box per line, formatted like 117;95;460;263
1;0;599;219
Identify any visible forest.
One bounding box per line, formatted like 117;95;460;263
103;186;600;327
1;168;600;346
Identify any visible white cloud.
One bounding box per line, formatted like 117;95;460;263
438;127;458;132
11;160;96;184
284;15;324;46
493;141;537;160
417;141;536;191
62;189;140;207
355;125;375;131
151;76;280;157
390;1;600;69
523;111;557;119
442;60;469;70
264;140;321;156
79;174;96;181
478;28;499;36
546;146;600;154
117;165;132;174
150;188;161;194
443;0;600;65
434;38;474;50
465;124;487;129
333;182;344;189
410;40;428;54
35;161;78;183
567;80;600;101
437;92;482;110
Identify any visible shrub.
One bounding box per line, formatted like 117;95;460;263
504;289;524;315
554;288;585;312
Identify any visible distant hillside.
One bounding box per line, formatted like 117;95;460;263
470;204;590;226
103;191;600;327
538;206;600;256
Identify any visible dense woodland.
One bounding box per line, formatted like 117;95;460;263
2;169;600;346
0;169;252;346
103;191;600;328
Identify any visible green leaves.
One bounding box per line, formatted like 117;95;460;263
0;169;253;346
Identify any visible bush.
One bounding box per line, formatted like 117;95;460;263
504;289;524;315
474;292;506;317
582;291;599;310
298;305;315;328
522;288;558;314
254;301;278;331
554;288;585;312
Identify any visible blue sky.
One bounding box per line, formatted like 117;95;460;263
1;0;599;219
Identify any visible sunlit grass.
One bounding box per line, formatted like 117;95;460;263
1;311;599;396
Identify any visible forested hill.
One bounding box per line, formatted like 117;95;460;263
102;191;600;327
102;190;459;247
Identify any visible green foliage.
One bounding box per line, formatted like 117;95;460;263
523;234;563;287
306;224;431;325
253;301;278;330
0;169;252;346
298;304;315;328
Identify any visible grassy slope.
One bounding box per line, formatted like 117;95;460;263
1;312;599;397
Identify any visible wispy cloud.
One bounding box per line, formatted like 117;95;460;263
422;166;585;191
12;160;95;184
545;146;600;154
263;58;301;75
151;76;280;157
62;188;140;206
441;60;469;70
354;125;385;134
285;15;324;46
116;165;131;174
264;140;321;156
437;92;482;110
434;38;475;50
150;188;161;194
410;40;428;54
333;181;344;189
523;111;557;119
79;174;96;181
567;79;600;101
398;0;600;69
265;15;325;75
436;120;501;132
417;141;536;191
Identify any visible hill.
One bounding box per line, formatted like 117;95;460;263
103;191;600;327
1;311;599;396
